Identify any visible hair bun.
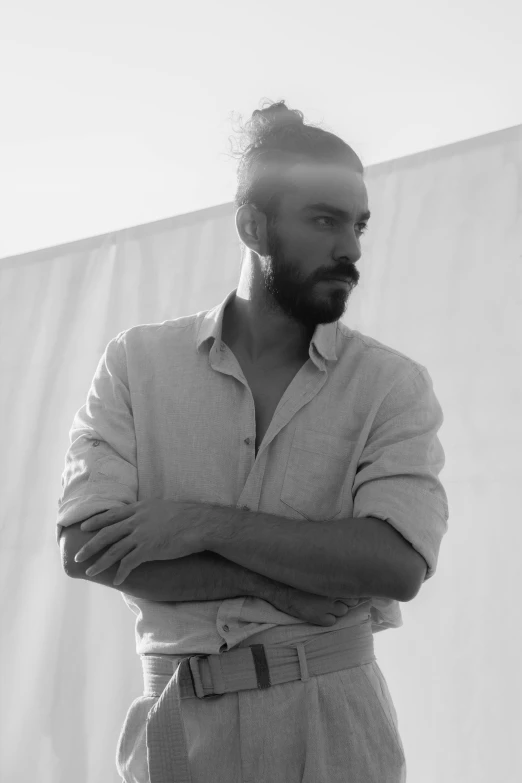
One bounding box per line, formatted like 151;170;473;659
252;100;304;130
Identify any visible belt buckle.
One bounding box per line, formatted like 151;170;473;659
188;655;224;700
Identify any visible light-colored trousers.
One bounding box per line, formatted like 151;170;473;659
116;615;406;782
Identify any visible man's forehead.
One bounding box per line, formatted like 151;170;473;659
291;160;361;179
286;163;368;211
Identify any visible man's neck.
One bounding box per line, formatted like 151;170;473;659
222;301;310;367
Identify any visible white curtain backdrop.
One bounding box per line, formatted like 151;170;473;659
1;123;521;783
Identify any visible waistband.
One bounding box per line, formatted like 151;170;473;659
141;619;375;783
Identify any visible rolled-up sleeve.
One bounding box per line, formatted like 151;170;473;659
352;366;449;582
56;332;138;545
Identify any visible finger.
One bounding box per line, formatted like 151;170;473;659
85;540;134;577
80;507;133;532
81;506;134;532
75;521;130;563
113;562;131;586
114;549;144;585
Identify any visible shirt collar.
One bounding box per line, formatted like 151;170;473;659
196;287;340;365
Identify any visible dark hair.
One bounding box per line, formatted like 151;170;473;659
225;98;364;228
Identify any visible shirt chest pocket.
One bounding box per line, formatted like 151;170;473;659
280;428;354;521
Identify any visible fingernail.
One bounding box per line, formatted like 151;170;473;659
85;567;95;576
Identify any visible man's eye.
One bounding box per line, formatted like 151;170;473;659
315;217;368;234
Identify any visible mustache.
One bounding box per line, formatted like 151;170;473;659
321;271;356;281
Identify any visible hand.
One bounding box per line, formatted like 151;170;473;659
74;500;209;585
267;584;361;626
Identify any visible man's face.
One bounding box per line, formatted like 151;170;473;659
260;162;369;332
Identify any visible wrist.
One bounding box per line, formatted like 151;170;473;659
243;569;281;600
198;502;234;551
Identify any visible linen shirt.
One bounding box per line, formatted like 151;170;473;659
57;287;449;655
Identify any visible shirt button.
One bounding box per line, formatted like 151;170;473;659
244;437;251;445
222;624;229;632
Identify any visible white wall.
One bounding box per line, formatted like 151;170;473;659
1;122;521;782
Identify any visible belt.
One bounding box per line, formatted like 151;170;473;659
141;620;375;783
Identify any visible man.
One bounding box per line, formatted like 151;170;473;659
58;109;448;782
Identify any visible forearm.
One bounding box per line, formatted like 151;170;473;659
205;506;414;601
73;548;279;604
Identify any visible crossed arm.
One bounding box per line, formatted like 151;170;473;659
61;503;425;603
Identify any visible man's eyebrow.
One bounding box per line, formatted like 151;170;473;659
302;202;371;222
